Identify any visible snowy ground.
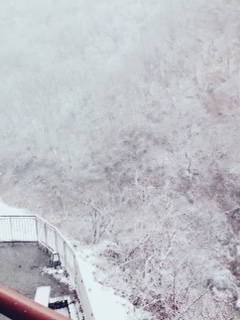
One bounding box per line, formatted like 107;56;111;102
76;253;151;320
0;199;29;216
0;200;149;320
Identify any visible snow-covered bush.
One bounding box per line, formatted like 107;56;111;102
1;0;240;318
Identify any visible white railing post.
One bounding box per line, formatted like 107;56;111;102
63;241;67;267
9;216;13;242
44;222;47;246
55;229;58;253
35;217;39;242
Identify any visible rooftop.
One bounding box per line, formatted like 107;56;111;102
0;243;78;320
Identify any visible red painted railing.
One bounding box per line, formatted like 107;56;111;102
0;284;70;320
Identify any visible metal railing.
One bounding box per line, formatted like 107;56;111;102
0;215;95;320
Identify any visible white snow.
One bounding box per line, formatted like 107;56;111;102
56;308;70;317
77;255;150;320
34;286;51;307
1;0;240;319
0;200;29;216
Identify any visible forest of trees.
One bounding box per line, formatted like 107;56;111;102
1;0;240;318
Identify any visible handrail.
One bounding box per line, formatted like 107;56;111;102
0;284;70;320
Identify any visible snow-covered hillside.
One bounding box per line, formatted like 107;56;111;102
1;0;240;318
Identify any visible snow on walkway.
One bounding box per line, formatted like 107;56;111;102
77;255;150;320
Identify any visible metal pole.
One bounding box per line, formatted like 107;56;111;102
10;216;13;242
44;222;47;246
35;217;39;242
0;285;70;320
63;241;67;267
55;229;58;253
